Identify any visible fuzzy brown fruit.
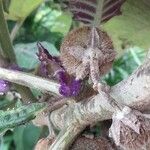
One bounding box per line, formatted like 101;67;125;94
70;136;115;150
109;106;150;150
60;26;116;91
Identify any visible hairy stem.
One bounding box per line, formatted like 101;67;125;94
49;125;85;150
93;0;104;27
0;67;60;95
0;0;16;62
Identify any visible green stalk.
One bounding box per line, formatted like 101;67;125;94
93;0;104;27
2;0;10;13
10;20;24;42
0;0;16;62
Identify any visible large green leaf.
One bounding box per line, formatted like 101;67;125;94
6;0;43;21
14;41;59;69
103;0;150;54
13;124;42;150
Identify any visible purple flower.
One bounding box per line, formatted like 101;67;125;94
59;83;71;97
57;70;82;97
55;70;68;84
36;42;82;97
0;80;10;95
59;79;81;97
70;79;81;96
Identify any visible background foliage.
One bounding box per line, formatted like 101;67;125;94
0;0;149;149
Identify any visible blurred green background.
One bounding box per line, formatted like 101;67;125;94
0;0;149;149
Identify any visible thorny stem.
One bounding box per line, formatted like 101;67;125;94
0;67;60;96
0;0;16;62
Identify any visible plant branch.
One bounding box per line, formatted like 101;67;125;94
0;52;150;110
0;49;150;149
49;124;85;150
47;51;150;149
0;0;16;62
0;67;60;95
10;20;24;42
50;57;150;130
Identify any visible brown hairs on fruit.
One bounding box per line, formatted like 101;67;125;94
109;106;150;150
70;136;115;150
60;26;115;77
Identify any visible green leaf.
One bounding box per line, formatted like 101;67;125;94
129;47;142;66
34;5;72;35
103;0;150;54
116;67;129;79
0;134;13;150
50;12;72;35
6;0;43;21
0;103;45;135
13;124;42;150
105;47;146;85
14;41;59;69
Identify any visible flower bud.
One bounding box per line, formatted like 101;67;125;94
0;80;10;95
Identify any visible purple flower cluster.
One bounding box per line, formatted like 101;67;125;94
56;70;81;97
0;80;10;95
37;42;82;97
